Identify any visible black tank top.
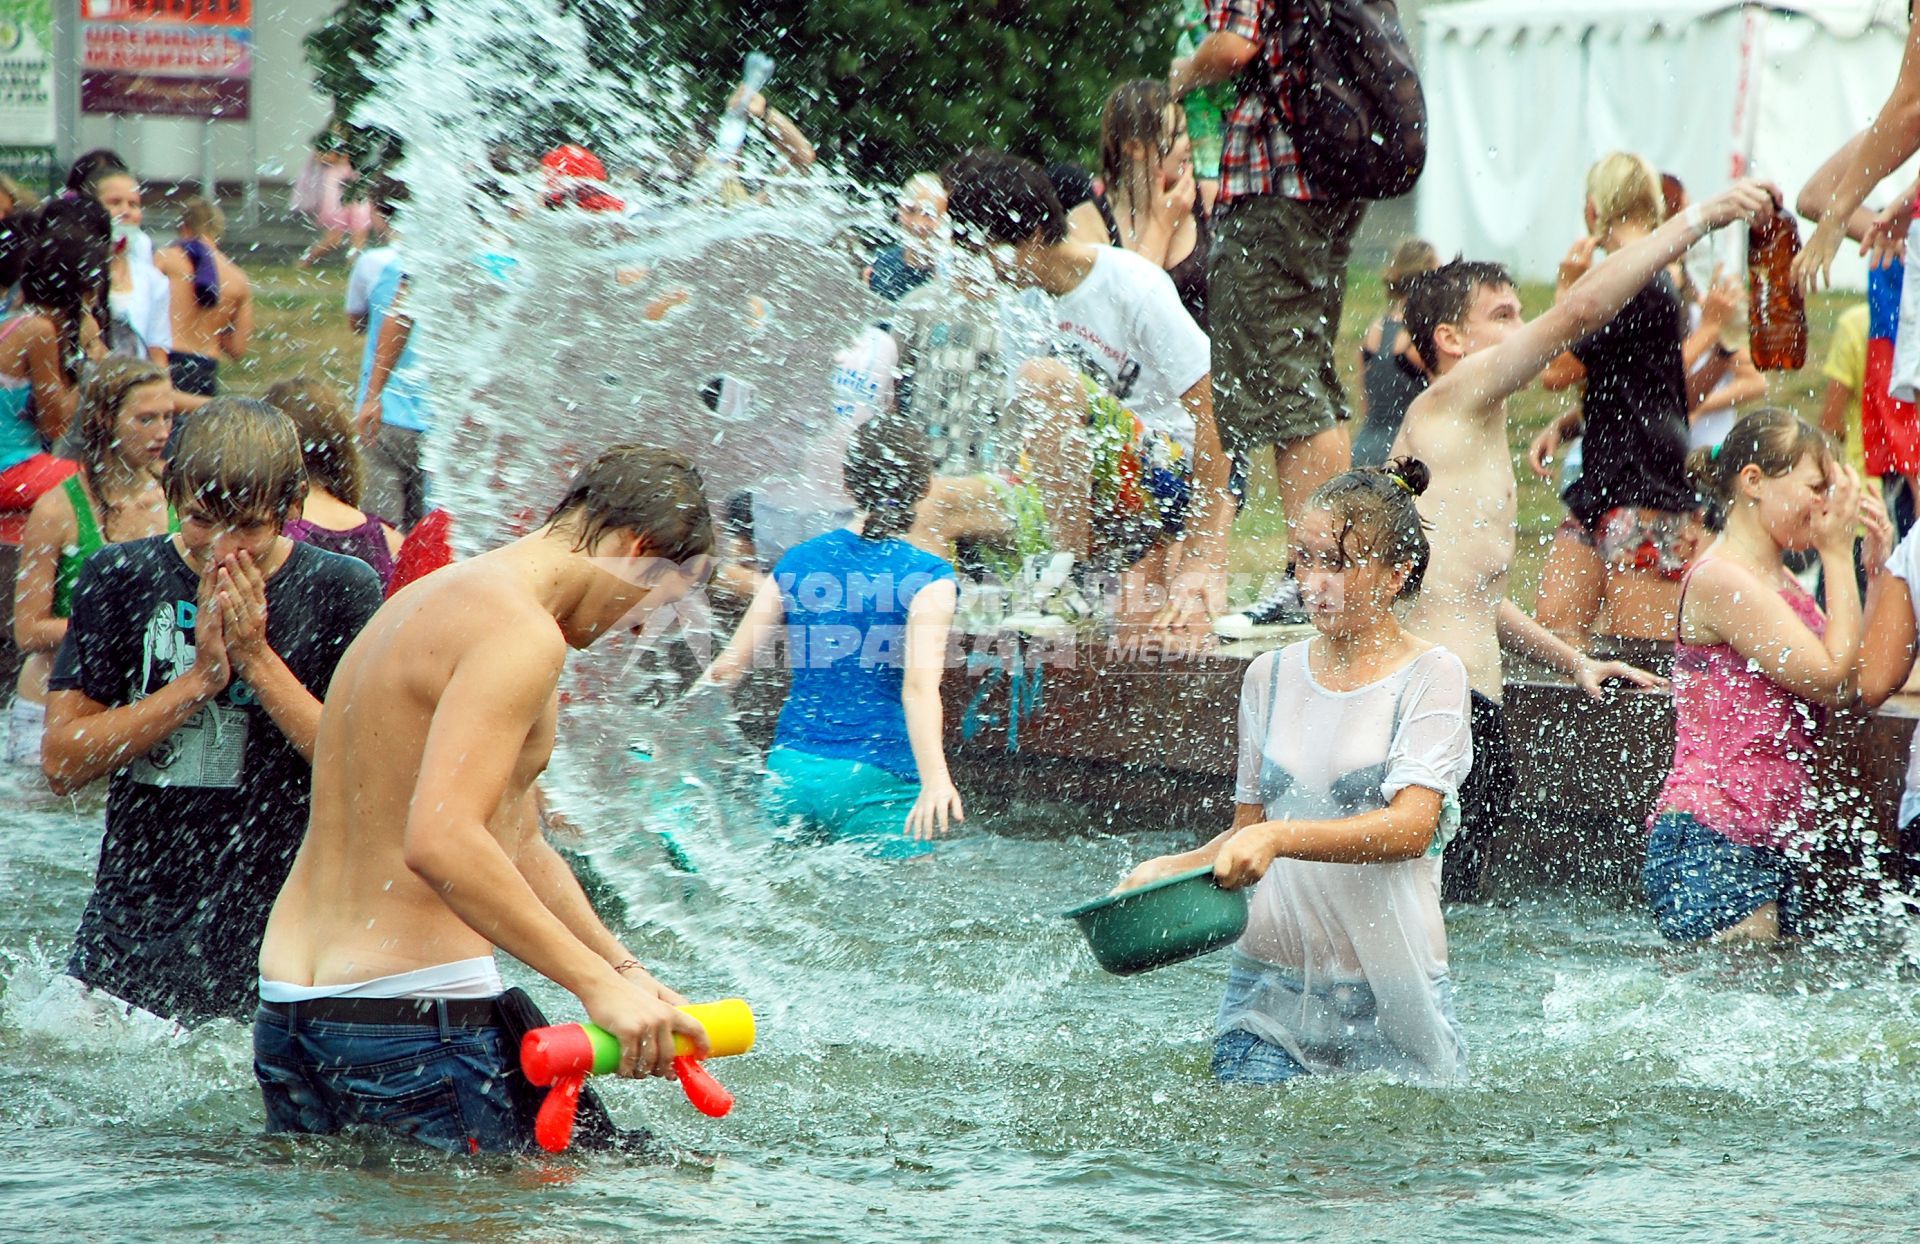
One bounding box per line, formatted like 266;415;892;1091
1094;193;1211;332
1353;316;1427;467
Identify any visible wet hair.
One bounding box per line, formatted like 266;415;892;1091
844;416;933;542
166;398;309;526
65;149;130;198
721;489;756;542
942;150;1068;247
263;378;365;510
75;357;170;534
180;195;225;239
1401;258;1514;374
1685;407;1835;530
0;196;113;385
1304;458;1433;599
1382;237;1440;299
1586;152;1665;236
542;443;714;563
1046;162;1096;211
1100;79;1176;189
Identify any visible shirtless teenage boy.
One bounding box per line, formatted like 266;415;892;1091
1391;178;1778;900
154;198;252;398
255;444;714;1153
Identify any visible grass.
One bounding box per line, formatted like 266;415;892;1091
233;258;1855;612
1225;269;1858;609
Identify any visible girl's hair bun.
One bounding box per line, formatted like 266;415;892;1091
1384;456;1430;499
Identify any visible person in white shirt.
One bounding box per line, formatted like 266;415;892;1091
345;241;399;335
902;150;1231;631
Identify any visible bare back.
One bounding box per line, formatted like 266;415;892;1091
1392;385;1518;700
157;244;251;361
258;555;565;985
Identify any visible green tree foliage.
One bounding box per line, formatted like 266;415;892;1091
307;1;1184;182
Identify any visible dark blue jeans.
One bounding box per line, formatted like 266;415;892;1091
253;1003;527;1154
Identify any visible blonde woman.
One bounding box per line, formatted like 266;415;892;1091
1530;153;1705;641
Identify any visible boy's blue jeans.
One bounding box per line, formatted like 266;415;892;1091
253;1001;526;1154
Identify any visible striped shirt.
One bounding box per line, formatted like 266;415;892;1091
1209;0;1315;204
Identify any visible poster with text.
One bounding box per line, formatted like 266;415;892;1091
81;0;252;119
0;0;54;144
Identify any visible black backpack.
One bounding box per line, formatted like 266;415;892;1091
1278;0;1427;201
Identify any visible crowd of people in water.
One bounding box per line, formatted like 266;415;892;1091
6;0;1920;1156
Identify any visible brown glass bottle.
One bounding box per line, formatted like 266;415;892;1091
1748;212;1808;371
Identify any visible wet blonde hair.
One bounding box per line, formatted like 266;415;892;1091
1382;237;1439;299
180;195;225;239
166;398;308;525
1586;152;1666;237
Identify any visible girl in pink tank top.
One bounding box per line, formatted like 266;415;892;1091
1646;409;1891;943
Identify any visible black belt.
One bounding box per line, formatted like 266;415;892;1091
260;995;503;1027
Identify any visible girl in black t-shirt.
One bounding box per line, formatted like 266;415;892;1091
1531;153;1707;643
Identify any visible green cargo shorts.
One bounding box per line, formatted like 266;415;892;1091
1209;194;1367;455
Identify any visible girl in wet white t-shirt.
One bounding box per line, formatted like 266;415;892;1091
1121;458;1474;1085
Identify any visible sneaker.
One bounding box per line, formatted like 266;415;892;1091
1213;577;1308;640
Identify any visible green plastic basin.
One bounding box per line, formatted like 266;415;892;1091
1061;864;1249;977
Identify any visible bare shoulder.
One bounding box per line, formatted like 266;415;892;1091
21;479;78;548
222;257;251;294
153;248;187;278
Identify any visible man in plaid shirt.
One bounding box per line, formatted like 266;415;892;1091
1173;0;1367;625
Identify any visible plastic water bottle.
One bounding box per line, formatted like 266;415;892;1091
1175;4;1229;181
711;52;777;165
1748;208;1808;371
830;325;898;423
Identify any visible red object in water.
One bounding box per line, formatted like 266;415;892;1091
674;1054;734;1118
542;144;608;182
541;144;625;213
533;1074;587;1153
387;508;454;597
1748;211;1809;371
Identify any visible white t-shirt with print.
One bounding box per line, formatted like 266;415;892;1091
1051;247;1210;449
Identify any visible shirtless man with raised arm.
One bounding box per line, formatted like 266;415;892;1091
1391;178;1778;900
255;444;714;1154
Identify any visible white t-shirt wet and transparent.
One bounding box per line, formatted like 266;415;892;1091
1051;247;1210;450
1224;641;1475;1083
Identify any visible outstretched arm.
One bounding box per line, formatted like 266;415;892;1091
1497;599;1666;699
1796;24;1920;290
698;574;785;689
1431;181;1777;414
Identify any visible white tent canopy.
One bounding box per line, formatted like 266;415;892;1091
1416;0;1913;288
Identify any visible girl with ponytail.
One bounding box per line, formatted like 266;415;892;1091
1120;458;1477;1086
1646;408;1892;943
700;416;966;856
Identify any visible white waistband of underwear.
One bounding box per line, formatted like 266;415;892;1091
258;956;503;1003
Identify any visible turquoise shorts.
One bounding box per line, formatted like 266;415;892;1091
763;746;933;859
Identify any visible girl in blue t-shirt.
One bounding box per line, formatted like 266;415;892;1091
702;416;965;856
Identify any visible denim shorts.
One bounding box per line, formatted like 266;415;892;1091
1212;956;1466;1085
253;1003;526;1154
1211;1027;1311;1084
1643;812;1802;943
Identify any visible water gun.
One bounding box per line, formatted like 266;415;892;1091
520;999;755;1153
